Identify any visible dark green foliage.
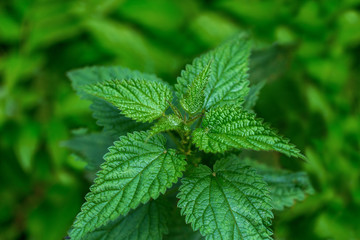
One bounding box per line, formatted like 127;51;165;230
2;1;358;240
67;35;312;240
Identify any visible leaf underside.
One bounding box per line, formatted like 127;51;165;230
90;99;150;137
178;158;273;240
83;199;169;240
84;79;173;122
62;132;114;170
176;35;251;110
192;105;305;159
246;159;314;210
69;131;186;240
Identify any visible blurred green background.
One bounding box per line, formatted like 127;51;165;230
0;0;359;239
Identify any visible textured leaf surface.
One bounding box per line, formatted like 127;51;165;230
84;79;173;122
90;99;150;137
67;66;162;99
69;131;186;240
67;66;159;134
178;158;273;240
192;105;304;159
176;35;250;109
150;114;184;136
180;62;211;115
250;161;314;210
84;199;169;240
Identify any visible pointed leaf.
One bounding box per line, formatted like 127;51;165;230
84;79;173;122
176;34;250;109
192;105;305;159
69;131;186;239
180;62;211;115
178;158;273;240
83;199;169;240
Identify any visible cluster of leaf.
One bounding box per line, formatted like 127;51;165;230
67;35;313;240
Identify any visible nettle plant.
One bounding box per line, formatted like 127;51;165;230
67;35;313;240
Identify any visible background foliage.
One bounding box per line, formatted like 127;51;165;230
0;0;359;239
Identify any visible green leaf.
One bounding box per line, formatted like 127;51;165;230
178;158;273;240
150;114;184;136
83;199;169;240
192;105;305;159
67;66;160;134
247;160;314;210
84;79;173;122
176;34;250;110
90;99;150;137
62;132;114;171
69;131;186;240
243;81;266;112
180;62;211;115
67;66;162;100
164;207;204;240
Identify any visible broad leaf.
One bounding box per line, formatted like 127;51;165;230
176;34;250;109
84;79;173;122
192;105;305;159
83;199;169;240
180;62;211;115
178;158;273;240
69;131;186;240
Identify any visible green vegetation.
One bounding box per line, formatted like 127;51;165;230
66;35;311;239
0;0;359;239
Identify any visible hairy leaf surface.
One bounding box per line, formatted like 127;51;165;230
150;114;184;136
178;158;273;240
67;66;160;135
180;62;211;115
176;35;250;109
193;105;304;159
68;66;162;99
69;131;186;239
83;199;169;240
84;79;173;122
90;99;150;137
